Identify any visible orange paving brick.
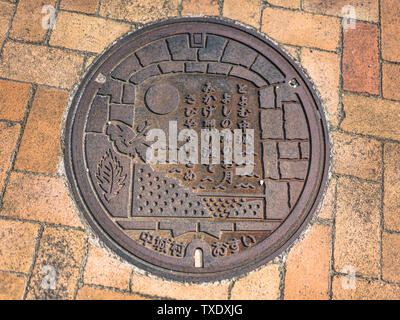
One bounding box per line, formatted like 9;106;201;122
0;220;39;274
26;227;86;300
76;286;147;300
0;272;26;300
381;0;400;62
0;2;14;47
332;276;400;300
230;264;280;300
284;224;331;300
341;93;400;140
1;172;83;228
331;132;382;182
0;122;20;191
182;0;219;16
99;0;180;24
60;0;99;14
302;0;379;22
0;80;31;122
267;0;300;9
318;177;336;220
131;273;229;299
382;62;400;101
223;0;260;28
0;42;84;89
301;48;340;127
382;232;400;283
342;22;379;95
50;12;130;53
14;87;67;174
261;7;340;51
334;177;380;278
384;143;400;232
9;0;57;42
83;245;131;290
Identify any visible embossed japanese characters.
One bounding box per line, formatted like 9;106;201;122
64;18;329;282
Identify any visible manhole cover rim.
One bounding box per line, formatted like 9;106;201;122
63;17;330;283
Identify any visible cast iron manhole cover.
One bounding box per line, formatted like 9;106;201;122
64;18;329;282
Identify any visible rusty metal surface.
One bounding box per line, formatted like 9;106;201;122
64;18;330;282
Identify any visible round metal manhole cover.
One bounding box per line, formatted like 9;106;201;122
64;18;329;282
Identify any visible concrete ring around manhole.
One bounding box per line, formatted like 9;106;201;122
63;17;330;282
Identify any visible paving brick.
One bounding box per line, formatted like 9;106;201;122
0;42;84;89
289;181;303;208
9;0;57;42
318;176;336;220
50;12;130;53
265;181;289;219
0;122;20;191
0;2;14;47
284;224;331;300
279;161;307;180
0;272;26;300
0;220;39;273
1;172;83;228
259;87;276;108
382;232;400;283
261;7;340;51
0;80;31;122
14;87;67;174
198;36;227;62
382;62;400;101
301;48;340;127
331;132;381;181
130;273;229;299
334;177;380;278
60;0;99;14
26;227;86;300
384;143;400;232
76;286;147;300
267;0;300;9
231;264;280;300
381;0;400;62
222;40;257;68
342;22;379;95
332;276;400;300
262;141;279;179
99;0;180;24
278;142;299;159
182;0;219;15
84;55;97;71
83;245;131;290
341;93;400;140
251;55;285;84
223;0;260;28
302;0;379;22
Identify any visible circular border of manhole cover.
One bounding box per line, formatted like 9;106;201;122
64;17;330;283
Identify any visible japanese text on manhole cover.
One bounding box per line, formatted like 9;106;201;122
64;18;329;282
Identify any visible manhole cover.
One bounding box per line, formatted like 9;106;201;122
64;18;329;282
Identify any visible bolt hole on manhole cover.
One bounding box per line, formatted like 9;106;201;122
64;18;329;282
